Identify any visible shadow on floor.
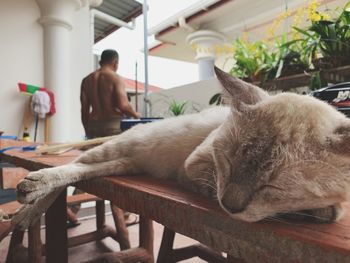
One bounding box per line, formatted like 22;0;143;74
0;213;206;263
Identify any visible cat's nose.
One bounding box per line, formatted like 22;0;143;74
220;184;248;214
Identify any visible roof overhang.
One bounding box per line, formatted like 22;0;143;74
149;0;230;63
93;0;142;43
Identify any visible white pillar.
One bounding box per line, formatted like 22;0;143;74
36;0;88;142
187;30;225;81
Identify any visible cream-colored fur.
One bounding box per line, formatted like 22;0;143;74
13;67;350;229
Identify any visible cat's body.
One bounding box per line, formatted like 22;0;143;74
13;67;350;229
77;106;229;182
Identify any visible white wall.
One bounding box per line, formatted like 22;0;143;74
0;0;44;139
0;0;92;142
134;76;310;118
133;78;221;117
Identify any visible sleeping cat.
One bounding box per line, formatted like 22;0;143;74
13;67;350;229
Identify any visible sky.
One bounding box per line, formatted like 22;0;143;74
94;0;200;89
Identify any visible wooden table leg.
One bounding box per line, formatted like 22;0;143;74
111;204;130;250
139;216;154;263
95;200;105;229
227;254;246;263
157;227;175;263
28;220;42;263
6;228;25;263
46;189;68;263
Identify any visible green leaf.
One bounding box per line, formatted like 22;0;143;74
169;100;187;116
209;93;222;105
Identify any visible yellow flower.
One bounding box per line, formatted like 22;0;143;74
265;9;293;39
247;43;256;53
267;28;275;39
293;7;305;28
320;12;330;20
215;45;223;54
308;0;320;13
190;43;198;50
292;31;300;40
310;13;321;21
307;0;323;21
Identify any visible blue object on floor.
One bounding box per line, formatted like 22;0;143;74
0;135;17;140
0;189;16;204
0;145;37;153
120;117;163;131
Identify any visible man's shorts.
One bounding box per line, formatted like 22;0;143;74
87;116;122;139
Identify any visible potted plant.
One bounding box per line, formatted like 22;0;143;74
265;35;310;80
209;93;222;106
293;2;350;70
229;39;273;82
169;100;187;116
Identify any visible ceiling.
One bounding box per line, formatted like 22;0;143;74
94;0;142;43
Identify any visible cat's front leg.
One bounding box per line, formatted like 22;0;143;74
75;130;141;164
12;188;64;230
17;157;135;204
17;135;139;204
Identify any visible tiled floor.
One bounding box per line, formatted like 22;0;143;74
0;212;207;263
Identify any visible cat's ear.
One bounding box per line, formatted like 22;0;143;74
214;66;269;111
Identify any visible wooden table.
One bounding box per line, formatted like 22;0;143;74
2;140;350;262
0;140;147;263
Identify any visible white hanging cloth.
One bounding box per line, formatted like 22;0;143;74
31;91;51;118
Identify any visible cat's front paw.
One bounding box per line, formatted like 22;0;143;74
16;170;51;204
0;209;9;221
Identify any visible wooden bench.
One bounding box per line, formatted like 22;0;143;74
0;139;131;263
77;175;350;263
0;192;123;262
3;140;350;262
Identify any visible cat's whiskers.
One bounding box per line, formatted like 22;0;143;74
221;128;237;147
212;142;227;150
192;177;215;186
228;126;237;140
200;169;218;184
192;177;217;192
211;169;218;185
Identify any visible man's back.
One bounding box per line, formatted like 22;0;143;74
80;49;140;137
81;69;123;121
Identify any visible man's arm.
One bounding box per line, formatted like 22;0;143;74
80;80;90;134
114;76;141;119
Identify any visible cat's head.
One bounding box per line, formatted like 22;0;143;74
213;67;350;222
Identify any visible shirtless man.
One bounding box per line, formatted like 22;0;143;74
80;49;140;139
71;50;140;227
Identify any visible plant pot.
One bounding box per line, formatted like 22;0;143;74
312;56;350;70
243;73;264;83
280;63;309;77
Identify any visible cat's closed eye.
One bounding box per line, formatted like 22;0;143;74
259;184;284;191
